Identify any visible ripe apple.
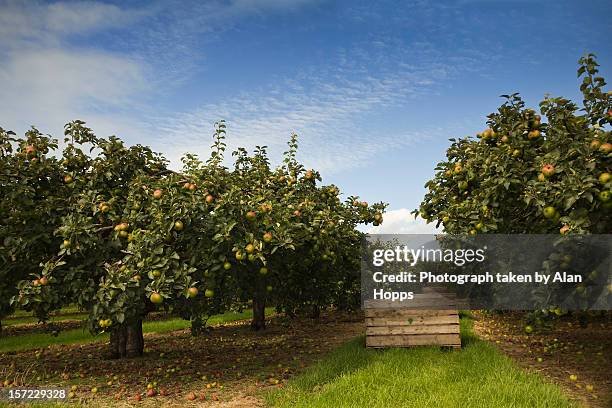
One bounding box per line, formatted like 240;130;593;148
599;172;611;184
560;225;570;235
600;142;612;154
246;211;257;221
541;164;555;177
25;145;36;154
187;287;198;298
186;392;197;401
64;175;73;184
153;189;163;199
235;251;245;261
263;232;273;242
205;194;214;203
223;261;232;270
174;220;184;231
204;289;214;298
293;210;301;217
150;293;163;304
361;201;368;208
528;130;540;140
91;387;98;394
500;135;509;143
146;388;157;397
304;170;314;179
374;213;382;222
245;244;255;254
590;139;601;150
475;222;483;231
135;394;142;401
189;183;197;191
542;206;557;219
39;276;48;285
183;182;191;189
32;279;40;286
259;267;268;275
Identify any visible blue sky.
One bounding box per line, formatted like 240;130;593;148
1;0;610;233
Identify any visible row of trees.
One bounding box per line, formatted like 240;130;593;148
0;120;386;357
417;54;611;324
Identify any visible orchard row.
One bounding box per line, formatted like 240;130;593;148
0;120;386;357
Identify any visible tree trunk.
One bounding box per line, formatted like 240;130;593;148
109;319;144;358
0;320;3;337
308;304;320;319
251;296;266;331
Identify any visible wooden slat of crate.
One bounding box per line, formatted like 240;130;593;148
364;308;457;318
366;324;460;336
366;334;461;348
366;315;459;326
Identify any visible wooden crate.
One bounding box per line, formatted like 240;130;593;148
365;290;461;349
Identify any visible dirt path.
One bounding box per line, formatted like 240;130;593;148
472;311;611;408
0;312;364;407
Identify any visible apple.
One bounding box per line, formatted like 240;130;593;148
524;325;533;334
590;139;601;150
599;172;611;184
152;270;161;278
186;392;197;401
146;388;157;397
205;289;214;298
263;232;273;242
352;200;360;206
153;189;163;199
374;213;382;222
25;145;36;154
189;184;197;191
442;216;450;223
187;287;198;298
205;194;214;203
468;229;477;236
512;149;521;157
63;239;71;248
560;225;570;235
304;170;314;179
259;267;268;275
475;222;483;231
223;261;231;270
174;220;184;231
542;206;557;219
39;276;48;285
361;201;368;208
246;211;257;221
135;394;142;401
600;142;612;154
235;251;245;261
500;135;509;143
64;175;73;184
266;285;273;292
541;164;555;177
585;384;594;392
598;191;611;202
119;230;129;238
150;293;163;304
248;253;256;262
528;130;540;140
569;374;577;382
91;387;98;394
183;182;191;189
245;244;255;254
537;173;546;182
293;210;301;217
458;181;468;191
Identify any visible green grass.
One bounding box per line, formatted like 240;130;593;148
0;308;273;353
266;318;576;408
